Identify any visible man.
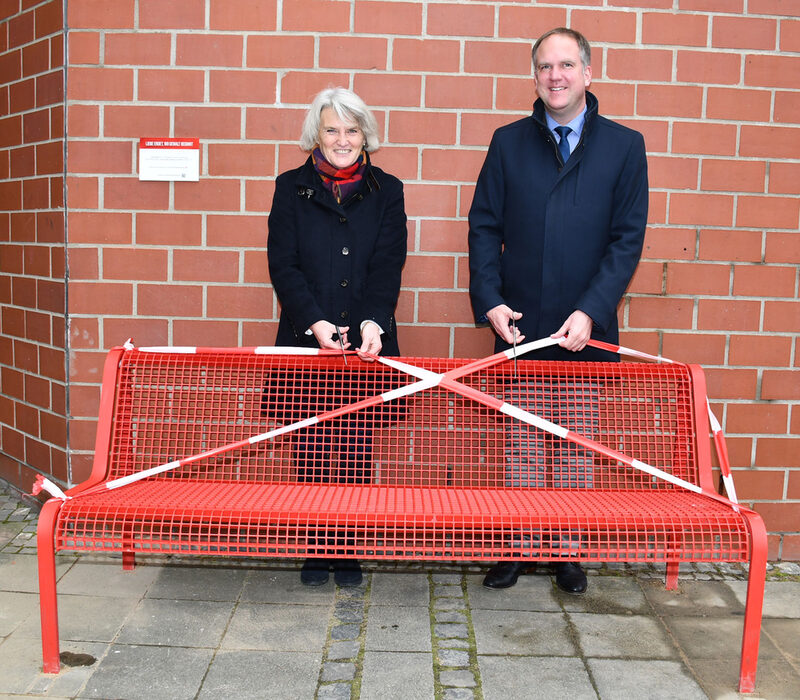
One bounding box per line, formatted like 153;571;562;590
468;28;648;593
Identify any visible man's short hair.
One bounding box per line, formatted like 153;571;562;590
532;28;591;69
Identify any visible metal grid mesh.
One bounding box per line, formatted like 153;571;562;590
55;351;749;561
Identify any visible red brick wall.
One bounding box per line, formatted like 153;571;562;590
0;1;67;489
2;0;799;559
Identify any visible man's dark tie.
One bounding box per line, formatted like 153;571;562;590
555;125;572;164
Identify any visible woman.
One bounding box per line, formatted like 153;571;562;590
267;87;407;587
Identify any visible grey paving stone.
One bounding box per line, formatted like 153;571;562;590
434;584;463;598
317;682;353;699
221;603;329;651
35;641;107;698
434;622;468;638
472;610;575;656
370;572;429;606
321;661;355;681
570;613;677;658
559;576;648;614
116;598;233;646
241;568;335;604
334;605;364;623
0;591;38;636
436;610;467;624
663;616;782;661
197;649;320;699
479;655;594;699
79;644;213;699
443;688;474;700
466;574;561;612
727;580;800;618
433;597;466;611
438;648;470;667
16;593;140;642
0;552;73;593
776;562;800;575
439;638;470;649
589;659;706;699
365;604;431;652
694;657;800;698
641;579;743;616
360;651;434;699
440;669;476;687
327;640;361;660
433;573;462;585
331;623;360;640
763;618;800;662
56;557;160;598
146;564;247;601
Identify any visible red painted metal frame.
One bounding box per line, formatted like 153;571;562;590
35;347;767;692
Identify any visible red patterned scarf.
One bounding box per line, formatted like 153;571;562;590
312;148;368;203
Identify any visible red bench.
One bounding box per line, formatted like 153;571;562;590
36;343;767;691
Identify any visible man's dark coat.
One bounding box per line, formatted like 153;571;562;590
268;156;407;355
468;91;649;361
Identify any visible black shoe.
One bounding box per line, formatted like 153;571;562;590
333;559;362;587
555;562;587;594
300;558;330;586
482;562;530;589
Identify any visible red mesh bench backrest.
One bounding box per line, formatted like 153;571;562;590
102;351;704;491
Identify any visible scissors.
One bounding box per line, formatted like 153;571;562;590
335;325;347;365
511;316;518;377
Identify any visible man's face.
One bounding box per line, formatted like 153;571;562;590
533;34;592;125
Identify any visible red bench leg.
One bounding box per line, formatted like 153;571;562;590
738;512;767;694
665;561;679;590
37;499;63;674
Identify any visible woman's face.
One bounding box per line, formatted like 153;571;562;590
318;107;365;169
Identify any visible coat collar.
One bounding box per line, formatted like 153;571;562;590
532;90;599;138
294;154;380;209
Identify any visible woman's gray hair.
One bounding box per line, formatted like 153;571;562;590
300;87;380;152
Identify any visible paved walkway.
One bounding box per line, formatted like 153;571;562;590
1;481;799;699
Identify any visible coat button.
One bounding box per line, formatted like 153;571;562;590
339;216;347;223
340;279;349;287
339;311;348;320
341;246;350;255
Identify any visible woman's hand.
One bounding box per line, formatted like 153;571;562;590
356;321;382;360
310;320;350;351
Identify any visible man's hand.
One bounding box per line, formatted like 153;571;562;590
310;320;351;350
551;310;593;351
486;305;525;346
356;321;382;361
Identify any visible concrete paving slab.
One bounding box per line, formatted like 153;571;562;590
691;657;800;699
360;651;434;699
472;610;575;656
588;658;706;699
478;655;595;699
641;579;743;616
727;580;800;618
365;603;432;652
466;574;561;612
763;618;800;662
664;616;783;661
56;558;160;598
569;613;677;658
116;598;234;647
370;572;430;606
145;564;247;601
559;576;649;614
241;568;336;604
198;649;320;699
15;593;140;643
29;641;108;698
221;602;330;651
0;591;39;636
77;643;213;699
0;552;73;593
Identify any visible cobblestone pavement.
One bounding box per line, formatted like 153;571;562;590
1;479;799;699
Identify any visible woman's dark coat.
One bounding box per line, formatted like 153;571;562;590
468;91;649;361
268;155;407;356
